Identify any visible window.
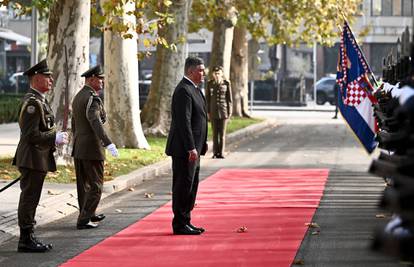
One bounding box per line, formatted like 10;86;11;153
370;43;398;75
402;0;413;15
372;0;413;16
372;0;382;15
393;0;402;14
323;43;341;75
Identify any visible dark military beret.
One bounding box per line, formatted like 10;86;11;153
23;59;52;76
212;66;223;72
81;65;104;78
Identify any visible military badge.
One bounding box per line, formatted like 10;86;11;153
27;105;36;114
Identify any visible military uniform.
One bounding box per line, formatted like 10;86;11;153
71;66;112;228
206;78;232;158
13;59;59;252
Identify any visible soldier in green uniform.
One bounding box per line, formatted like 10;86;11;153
71;65;118;230
13;59;69;252
206;66;232;159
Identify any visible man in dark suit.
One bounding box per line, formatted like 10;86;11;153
206;66;232;159
71;65;118;230
166;56;208;235
13;59;68;252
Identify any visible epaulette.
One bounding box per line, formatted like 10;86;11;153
86;94;103;116
19;94;46;126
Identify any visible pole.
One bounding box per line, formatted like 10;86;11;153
313;42;317;105
250;80;254;112
30;7;38;66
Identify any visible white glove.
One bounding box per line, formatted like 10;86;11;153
55;131;69;145
106;143;119;157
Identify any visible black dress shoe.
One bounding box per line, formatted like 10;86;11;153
188;223;205;233
18;236;52;253
77;221;99;230
91;214;105;222
217;154;225;159
173;225;201;235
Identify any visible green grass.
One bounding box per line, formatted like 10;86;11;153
0;117;263;184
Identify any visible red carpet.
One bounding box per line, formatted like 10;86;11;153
62;169;328;267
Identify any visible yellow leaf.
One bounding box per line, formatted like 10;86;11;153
305;222;320;228
144;192;154;198
293;259;305;265
143;39;151;48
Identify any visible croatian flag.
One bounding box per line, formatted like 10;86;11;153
336;21;378;153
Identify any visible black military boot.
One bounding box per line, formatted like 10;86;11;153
17;228;52;253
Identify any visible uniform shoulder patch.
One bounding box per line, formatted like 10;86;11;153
26;105;36;114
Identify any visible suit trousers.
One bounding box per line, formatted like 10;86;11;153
211;118;228;156
17;167;47;230
74;159;104;225
171;156;200;230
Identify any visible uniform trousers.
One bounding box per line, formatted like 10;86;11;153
172;156;200;230
74;159;104;225
18;167;47;230
211;118;228;156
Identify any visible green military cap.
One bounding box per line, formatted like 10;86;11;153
81;65;104;78
23;59;53;76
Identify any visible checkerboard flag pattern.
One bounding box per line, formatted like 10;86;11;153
336;21;378;153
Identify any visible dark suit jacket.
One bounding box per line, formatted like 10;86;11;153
13;89;57;172
165;78;208;158
71;85;112;160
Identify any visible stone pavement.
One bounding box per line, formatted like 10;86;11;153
0;118;275;245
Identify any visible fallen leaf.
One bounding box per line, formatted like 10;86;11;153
0;170;9;174
47;190;62;195
236;226;248;233
3;175;11;180
144;192;154;198
293;259;305;265
66;203;79;210
305;222;320;228
128;187;135;192
115;209;122;213
311;230;320;235
376;214;386;218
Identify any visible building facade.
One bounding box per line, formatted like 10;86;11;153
318;0;413;79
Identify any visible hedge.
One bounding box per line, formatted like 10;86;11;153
0;94;23;124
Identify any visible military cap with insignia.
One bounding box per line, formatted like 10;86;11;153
23;59;53;76
81;65;104;78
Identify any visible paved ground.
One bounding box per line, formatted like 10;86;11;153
0;108;401;266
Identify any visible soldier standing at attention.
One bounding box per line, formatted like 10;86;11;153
13;59;69;252
71;65;119;230
206;66;232;159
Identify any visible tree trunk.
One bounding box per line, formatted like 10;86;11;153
100;0;149;149
141;0;192;136
48;1;90;162
230;26;249;117
48;0;90;126
209;2;237;79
